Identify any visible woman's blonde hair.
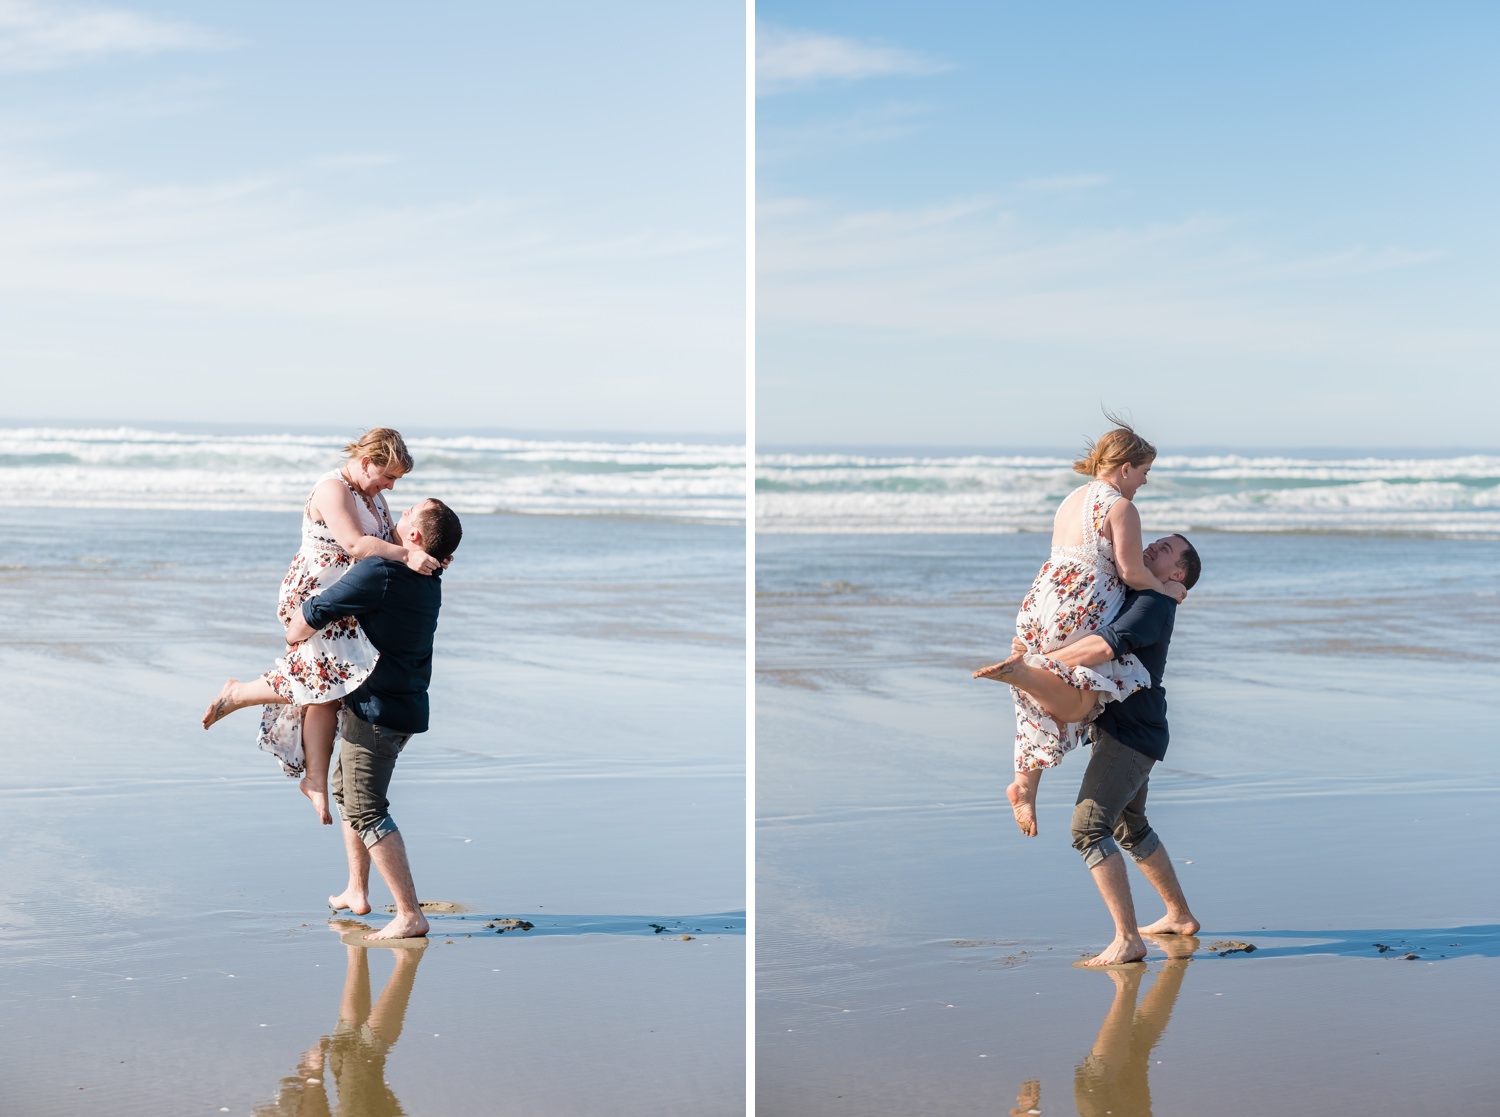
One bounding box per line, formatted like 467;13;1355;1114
343;427;414;474
1073;414;1156;477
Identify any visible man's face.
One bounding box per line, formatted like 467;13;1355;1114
1143;535;1186;584
395;500;431;547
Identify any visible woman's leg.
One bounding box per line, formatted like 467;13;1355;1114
976;655;1101;724
202;677;286;730
300;701;339;825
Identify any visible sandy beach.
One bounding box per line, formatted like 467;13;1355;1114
756;530;1500;1115
0;508;745;1115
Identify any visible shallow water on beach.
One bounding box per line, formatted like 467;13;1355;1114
756;531;1500;1115
0;510;745;1115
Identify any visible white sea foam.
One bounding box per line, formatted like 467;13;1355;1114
0;427;747;521
755;451;1500;535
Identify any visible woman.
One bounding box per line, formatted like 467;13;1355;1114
201;428;439;824
976;421;1184;837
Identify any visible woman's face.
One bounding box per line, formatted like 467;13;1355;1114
1115;458;1152;499
348;455;404;496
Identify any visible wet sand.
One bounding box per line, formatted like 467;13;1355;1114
756;532;1500;1115
0;510;745;1115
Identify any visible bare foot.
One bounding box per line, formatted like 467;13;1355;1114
1140;913;1201;936
202;679;248;729
974;648;1026;681
365;912;429;940
1080;935;1148;967
1006;768;1041;837
300;778;333;825
1009;1078;1041;1117
328;889;372;916
1149;934;1201;963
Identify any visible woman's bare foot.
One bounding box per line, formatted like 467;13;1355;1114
974;648;1026;681
1140;913;1201;936
202;679;251;729
328;888;372;916
365;912;429;941
1006;768;1042;836
300;777;333;825
1081;934;1148;967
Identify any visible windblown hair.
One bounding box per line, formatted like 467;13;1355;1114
414;499;463;562
343;427;414;474
1073;413;1157;477
1173;534;1202;591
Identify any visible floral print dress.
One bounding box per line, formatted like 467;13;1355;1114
1011;480;1151;772
257;470;394;776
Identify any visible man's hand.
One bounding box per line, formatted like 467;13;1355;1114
285;611;316;646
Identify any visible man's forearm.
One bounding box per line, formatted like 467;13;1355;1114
285;607;316;645
1047;635;1116;669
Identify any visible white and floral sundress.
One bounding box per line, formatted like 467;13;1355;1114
1011;480;1151;772
256;470;395;776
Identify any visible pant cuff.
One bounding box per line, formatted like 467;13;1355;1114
1079;835;1119;870
1123;830;1161;863
357;815;399;850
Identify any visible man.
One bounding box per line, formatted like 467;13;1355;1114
982;535;1202;967
284;498;463;941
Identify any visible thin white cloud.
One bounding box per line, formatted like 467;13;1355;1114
0;0;230;72
759;194;1481;360
758;101;931;162
0;150;736;342
757;23;948;95
1022;173;1112;192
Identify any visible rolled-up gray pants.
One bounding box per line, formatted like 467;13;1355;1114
1071;726;1162;870
330;711;411;849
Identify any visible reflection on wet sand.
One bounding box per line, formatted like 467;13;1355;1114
1012;937;1199;1117
254;925;425;1117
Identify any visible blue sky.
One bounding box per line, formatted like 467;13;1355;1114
757;1;1499;448
0;1;744;434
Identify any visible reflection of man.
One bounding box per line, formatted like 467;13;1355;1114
254;933;423;1117
1074;935;1198;1117
988;535;1203;966
285;499;463;941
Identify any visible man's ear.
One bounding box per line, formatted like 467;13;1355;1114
1166;566;1186;584
406;524;424;549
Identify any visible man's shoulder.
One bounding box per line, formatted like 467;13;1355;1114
1121;588;1177;616
346;556;400;583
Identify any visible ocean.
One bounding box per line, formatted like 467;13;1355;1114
756;448;1500;535
0;425;746;521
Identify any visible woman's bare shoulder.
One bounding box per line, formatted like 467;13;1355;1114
307;475;353;518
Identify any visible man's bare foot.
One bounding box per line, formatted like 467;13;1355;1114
365;912;429;940
328;889;372;916
300;778;333;825
1009;1078;1041;1117
974;648;1026;681
1080;934;1148;967
1140;913;1201;936
1149;934;1201;962
202;679;252;729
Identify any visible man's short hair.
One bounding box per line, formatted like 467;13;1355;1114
415;499;463;562
1173;534;1201;591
